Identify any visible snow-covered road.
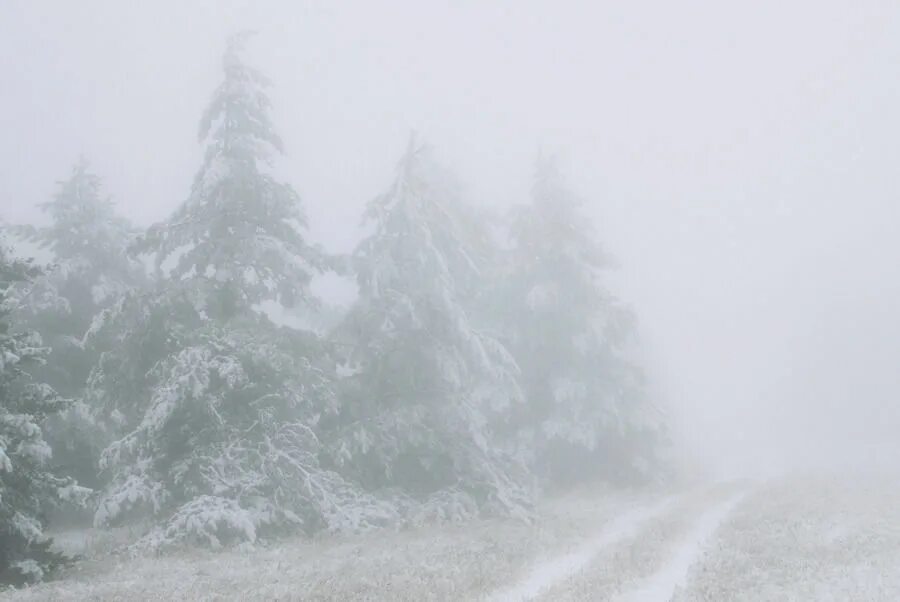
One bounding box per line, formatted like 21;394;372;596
5;476;900;601
486;494;682;601
616;491;747;602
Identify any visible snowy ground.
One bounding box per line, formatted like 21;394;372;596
2;486;662;601
4;475;900;601
674;475;900;602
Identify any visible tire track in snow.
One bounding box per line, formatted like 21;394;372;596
615;490;748;602
485;494;682;602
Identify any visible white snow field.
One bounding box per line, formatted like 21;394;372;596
4;476;900;601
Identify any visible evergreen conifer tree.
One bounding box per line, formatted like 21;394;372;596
0;244;86;586
498;157;664;485
11;160;139;488
139;31;324;319
87;34;378;548
333;138;532;520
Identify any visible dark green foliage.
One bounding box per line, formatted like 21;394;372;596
0;244;81;586
10;160;140;489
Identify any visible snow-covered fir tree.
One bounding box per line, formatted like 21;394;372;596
10;160;140;488
0;243;88;586
17;159;139;350
332;138;532;521
93;320;398;547
138;31;325;318
498;156;665;486
86;35;387;549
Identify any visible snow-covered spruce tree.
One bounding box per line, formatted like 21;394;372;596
10;160;140;488
498;157;664;486
138;31;325;318
88;35;388;549
0;244;88;586
93;322;399;548
331;138;532;522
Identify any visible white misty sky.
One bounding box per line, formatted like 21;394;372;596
2;0;900;476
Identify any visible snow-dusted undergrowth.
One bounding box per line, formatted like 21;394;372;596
2;487;655;601
14;478;899;601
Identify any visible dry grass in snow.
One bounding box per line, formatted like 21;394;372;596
1;486;671;601
674;475;900;602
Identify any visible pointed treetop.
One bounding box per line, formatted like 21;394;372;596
40;157;103;216
30;159;133;268
404;129;421;159
225;30;258;57
391;130;428;186
532;150;573;205
509;151;612;272
198;32;282;159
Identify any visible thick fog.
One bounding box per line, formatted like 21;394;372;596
3;0;900;480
